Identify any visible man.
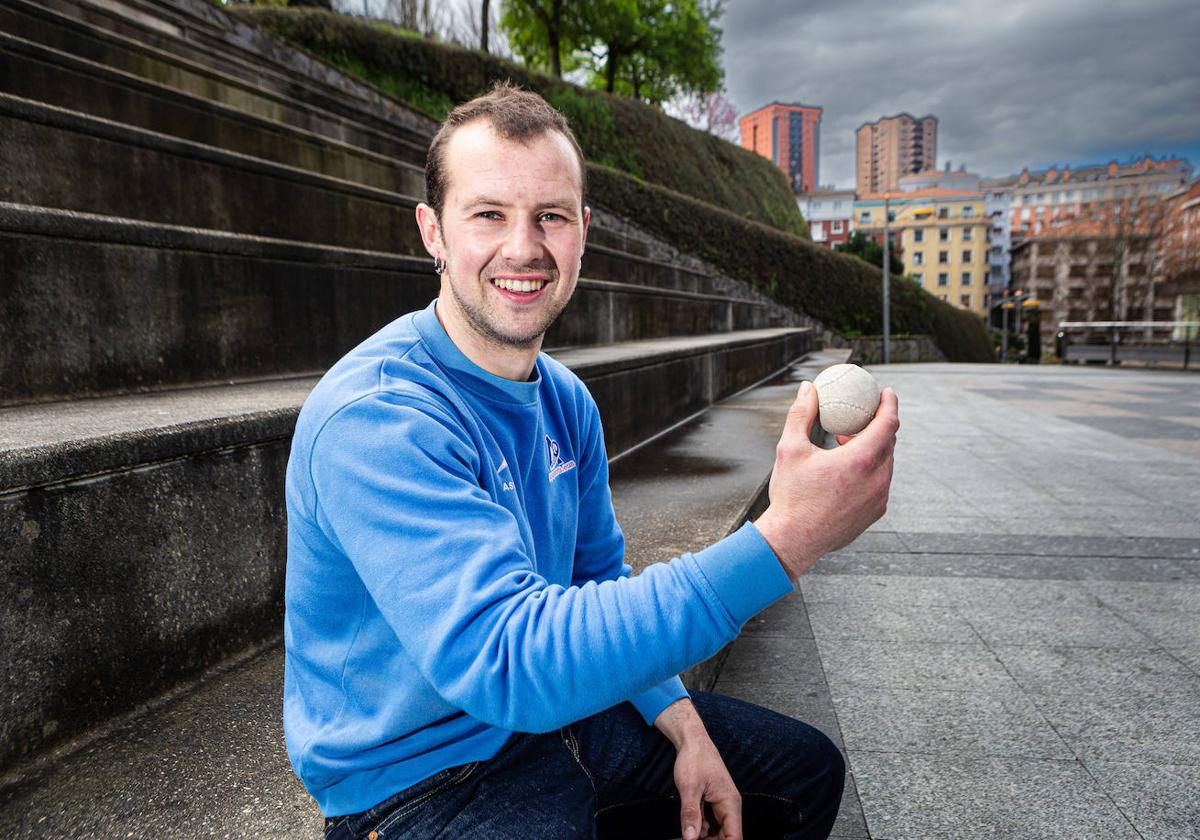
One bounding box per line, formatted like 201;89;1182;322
284;82;898;840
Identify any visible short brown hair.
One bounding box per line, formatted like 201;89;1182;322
424;81;587;218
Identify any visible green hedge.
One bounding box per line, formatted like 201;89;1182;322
230;6;991;361
587;165;994;362
231;7;807;237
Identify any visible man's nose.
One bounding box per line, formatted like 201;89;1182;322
500;217;545;265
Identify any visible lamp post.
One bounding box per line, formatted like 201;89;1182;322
882;192;891;365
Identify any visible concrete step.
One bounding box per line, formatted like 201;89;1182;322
0;95;749;301
0;92;426;253
0;29;425;193
0;357;817;838
0;327;811;770
0;0;433;165
0;203;796;406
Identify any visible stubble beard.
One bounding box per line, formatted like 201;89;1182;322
445;258;573;350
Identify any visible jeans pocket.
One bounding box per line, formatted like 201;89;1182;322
359;761;480;838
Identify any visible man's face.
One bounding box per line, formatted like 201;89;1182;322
421;120;589;351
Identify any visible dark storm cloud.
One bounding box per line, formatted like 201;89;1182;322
721;0;1200;187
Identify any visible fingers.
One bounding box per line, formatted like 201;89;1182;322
707;787;743;840
778;380;819;454
851;387;900;449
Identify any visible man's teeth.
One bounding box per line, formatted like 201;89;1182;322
492;278;546;293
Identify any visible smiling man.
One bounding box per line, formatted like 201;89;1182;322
284;83;898;840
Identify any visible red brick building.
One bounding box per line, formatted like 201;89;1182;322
739;102;822;193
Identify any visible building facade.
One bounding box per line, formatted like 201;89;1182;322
982;178;1014;301
797;189;854;247
855;113;938;195
738;102;822;193
855;188;990;316
990;156;1190;243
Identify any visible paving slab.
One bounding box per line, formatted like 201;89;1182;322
1088;761;1200;839
731;363;1200;838
849;752;1141;840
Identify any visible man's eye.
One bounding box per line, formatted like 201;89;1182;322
476;211;502;220
539;212;566;222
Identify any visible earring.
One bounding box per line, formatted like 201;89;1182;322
433;256;446;275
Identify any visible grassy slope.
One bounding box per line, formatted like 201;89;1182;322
232;7;993;361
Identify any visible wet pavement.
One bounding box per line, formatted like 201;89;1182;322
714;363;1200;840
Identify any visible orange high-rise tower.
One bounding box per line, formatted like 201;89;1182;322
739;102;822;193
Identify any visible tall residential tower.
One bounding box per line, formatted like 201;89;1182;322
856;113;938;195
739;102;822;193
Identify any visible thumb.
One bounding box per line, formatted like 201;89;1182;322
780;380;820;447
680;792;703;840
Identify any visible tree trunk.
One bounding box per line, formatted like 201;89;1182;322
480;0;490;52
605;46;618;92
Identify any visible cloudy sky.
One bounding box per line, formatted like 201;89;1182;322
721;0;1200;188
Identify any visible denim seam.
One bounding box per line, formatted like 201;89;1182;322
372;762;479;835
561;727;597;794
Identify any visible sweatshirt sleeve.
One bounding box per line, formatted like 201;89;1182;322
568;392;689;727
309;391;794;734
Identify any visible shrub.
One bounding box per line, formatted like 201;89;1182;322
586;165;994;362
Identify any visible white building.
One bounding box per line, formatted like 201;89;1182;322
797;188;855;247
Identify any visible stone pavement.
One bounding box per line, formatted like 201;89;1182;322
714;362;1200;839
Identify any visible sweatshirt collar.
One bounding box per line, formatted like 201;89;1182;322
414;300;542;406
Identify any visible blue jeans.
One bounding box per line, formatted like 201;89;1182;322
323;691;845;839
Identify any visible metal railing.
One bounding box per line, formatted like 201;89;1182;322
1056;321;1200;368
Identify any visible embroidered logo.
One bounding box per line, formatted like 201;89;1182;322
545;435;577;483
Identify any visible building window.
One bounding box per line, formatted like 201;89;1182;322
962;272;972;285
832;220;844;233
963;206;975;218
939;228;950;242
812;221;825;240
962;250;972;263
961;294;971;308
912;251;924;265
913;273;923;286
937;207;949;219
963;227;974;241
939;251;949;264
938;272;949;287
859;210;871;224
833;201;843;211
1021;208;1031;220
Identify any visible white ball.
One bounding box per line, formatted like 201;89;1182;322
812;364;881;436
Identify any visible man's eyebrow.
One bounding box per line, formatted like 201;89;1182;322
461;196;577;212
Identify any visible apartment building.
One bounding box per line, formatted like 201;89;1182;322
797;188;854;247
739;102;822;193
992;156;1189;242
854;187;990;316
855;113;938;195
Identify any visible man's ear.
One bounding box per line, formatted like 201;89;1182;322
415;202;443;260
581;205;591;246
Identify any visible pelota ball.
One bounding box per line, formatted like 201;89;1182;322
812;364;881;436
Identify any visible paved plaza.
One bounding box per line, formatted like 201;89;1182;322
717;362;1200;839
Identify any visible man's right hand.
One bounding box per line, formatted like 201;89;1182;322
754;379;899;581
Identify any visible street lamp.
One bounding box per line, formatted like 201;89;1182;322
882;192;891;365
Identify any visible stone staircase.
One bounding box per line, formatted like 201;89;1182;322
0;0;816;832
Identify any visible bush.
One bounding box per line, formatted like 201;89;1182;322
231;7;807;237
587;165;994;362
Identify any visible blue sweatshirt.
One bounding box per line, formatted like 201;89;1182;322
283;300;795;816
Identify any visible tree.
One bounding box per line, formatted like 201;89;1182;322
666;89;737;141
499;0;579;78
498;0;724;104
575;0;722;104
836;231;904;276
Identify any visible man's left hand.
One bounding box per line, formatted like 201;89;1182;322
672;731;742;840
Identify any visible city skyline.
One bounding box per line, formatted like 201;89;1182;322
723;0;1200;189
